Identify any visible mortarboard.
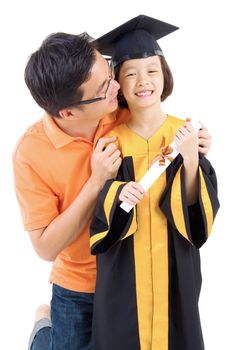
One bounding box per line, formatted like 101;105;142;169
94;15;179;67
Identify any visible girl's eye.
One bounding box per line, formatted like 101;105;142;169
148;70;158;74
126;73;136;77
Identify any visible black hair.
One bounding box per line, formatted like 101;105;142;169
115;55;174;108
24;32;95;117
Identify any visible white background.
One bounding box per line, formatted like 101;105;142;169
0;0;231;349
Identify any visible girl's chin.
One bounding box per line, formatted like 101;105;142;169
130;99;159;108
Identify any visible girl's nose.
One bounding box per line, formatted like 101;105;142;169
136;72;150;87
137;79;150;87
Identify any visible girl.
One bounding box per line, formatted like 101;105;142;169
90;15;219;350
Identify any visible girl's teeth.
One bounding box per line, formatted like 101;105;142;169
136;91;152;96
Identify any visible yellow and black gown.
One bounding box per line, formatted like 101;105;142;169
90;114;219;350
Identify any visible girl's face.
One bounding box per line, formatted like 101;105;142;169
118;55;164;109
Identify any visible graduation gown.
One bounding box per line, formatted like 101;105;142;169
90;115;219;350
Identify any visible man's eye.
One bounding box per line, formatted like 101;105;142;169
101;82;108;92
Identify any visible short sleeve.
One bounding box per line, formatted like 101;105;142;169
13;153;59;231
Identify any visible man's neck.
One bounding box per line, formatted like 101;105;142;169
53;117;99;141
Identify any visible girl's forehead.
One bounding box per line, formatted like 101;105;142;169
121;55;161;69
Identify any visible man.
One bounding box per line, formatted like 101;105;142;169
13;32;125;350
13;31;211;350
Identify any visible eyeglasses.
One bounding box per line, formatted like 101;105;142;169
73;58;115;106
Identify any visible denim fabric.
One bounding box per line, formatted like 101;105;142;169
29;318;51;350
30;284;94;350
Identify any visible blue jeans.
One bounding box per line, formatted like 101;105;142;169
29;284;94;350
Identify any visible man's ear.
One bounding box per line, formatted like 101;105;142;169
59;108;78;120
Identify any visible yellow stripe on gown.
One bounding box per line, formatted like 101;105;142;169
111;116;183;349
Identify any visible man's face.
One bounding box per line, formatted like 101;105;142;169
77;51;120;121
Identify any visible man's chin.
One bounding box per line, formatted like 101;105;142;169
109;97;118;109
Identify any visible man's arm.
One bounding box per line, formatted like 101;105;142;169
28;137;121;261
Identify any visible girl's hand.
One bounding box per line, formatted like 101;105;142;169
174;121;198;163
119;181;145;205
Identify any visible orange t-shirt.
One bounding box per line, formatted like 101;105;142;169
13;109;129;292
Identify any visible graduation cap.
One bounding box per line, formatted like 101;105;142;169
94;15;179;67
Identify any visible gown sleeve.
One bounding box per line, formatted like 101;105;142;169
159;154;220;248
90;157;138;255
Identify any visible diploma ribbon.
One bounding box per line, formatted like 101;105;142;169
150;137;174;167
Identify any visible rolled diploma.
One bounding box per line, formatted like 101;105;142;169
120;120;202;213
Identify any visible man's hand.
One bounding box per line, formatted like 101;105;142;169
198;125;211;155
91;137;122;188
